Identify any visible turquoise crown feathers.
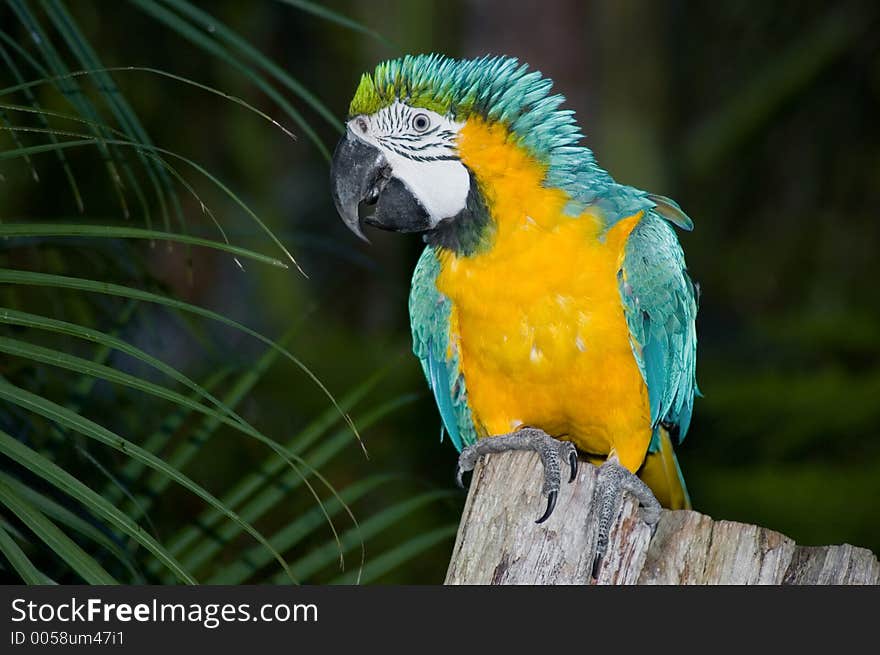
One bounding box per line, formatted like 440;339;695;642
350;54;590;168
350;54;692;228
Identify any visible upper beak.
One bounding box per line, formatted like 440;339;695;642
330;130;389;242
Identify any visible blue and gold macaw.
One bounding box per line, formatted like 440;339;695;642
330;55;698;575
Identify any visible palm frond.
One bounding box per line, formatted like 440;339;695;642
159;0;342;132
0;471;141;580
0;427;194;583
0;31;83;209
0;0;449;586
0;268;358;443
270;490;456;583
330;525;458;585
151;371;387;578
0;474;117;584
0;130;305;272
0;380;297;582
208;474;396;585
41;0;181;231
170;392;416;582
0;223;286;267
128;0;331;160
106;367;231;505
276;0;396;49
0;518;52;584
7;0;136;219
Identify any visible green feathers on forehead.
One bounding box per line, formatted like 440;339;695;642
349;54;585;164
347;54;650;222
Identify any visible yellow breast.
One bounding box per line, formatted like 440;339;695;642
436;119;653;471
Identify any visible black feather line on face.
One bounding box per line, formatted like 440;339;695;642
375;112;457;161
381;138;453;153
386;148;459;162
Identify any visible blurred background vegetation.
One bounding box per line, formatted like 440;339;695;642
0;0;878;584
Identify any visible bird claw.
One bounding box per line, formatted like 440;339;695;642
535;446;578;523
455;435;661;580
535;490;557;524
455;464;467;489
590;456;661;581
454;428;579;524
455;445;479;489
591;552;604;580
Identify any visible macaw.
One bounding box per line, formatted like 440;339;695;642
330;54;698;576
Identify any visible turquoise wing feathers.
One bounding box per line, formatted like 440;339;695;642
409;246;477;452
618;210;699;450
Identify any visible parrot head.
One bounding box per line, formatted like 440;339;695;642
330;94;469;241
330;54;595;248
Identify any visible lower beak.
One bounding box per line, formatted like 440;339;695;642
330;130;390;242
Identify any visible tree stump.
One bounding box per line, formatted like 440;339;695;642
445;451;879;585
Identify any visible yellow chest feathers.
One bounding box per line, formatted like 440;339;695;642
434;119;652;466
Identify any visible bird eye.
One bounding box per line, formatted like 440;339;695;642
356;117;368;133
412;113;430;132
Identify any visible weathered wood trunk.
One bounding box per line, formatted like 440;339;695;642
445;451;879;585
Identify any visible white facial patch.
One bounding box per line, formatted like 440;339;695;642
348;102;470;226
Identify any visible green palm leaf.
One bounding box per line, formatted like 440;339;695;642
0;1;446;586
0;519;51;584
7;0;135;219
0;268;360;446
0;223;286;267
129;0;330;160
0;428;193;583
0;475;117;584
171;393;416;581
270;491;456;583
330;525;458;585
0;30;83;209
0;380;295;583
0;471;141;581
276;0;396;49
40;0;181;231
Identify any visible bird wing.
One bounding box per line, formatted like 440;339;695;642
618;210;699;448
409;246;477;452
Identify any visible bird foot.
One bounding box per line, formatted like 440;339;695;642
456;427;578;524
591;455;661;580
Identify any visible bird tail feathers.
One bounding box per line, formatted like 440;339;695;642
639;427;691;510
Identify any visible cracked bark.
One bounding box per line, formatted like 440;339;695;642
445;450;879;585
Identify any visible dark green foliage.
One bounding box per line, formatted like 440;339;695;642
0;0;458;584
0;1;877;585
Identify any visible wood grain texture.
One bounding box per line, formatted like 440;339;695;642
445;450;879;585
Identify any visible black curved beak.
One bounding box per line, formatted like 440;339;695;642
330;130;390;242
330;129;432;240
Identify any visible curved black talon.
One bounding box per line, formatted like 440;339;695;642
591;553;603;580
568;451;578;483
535;490;557;524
